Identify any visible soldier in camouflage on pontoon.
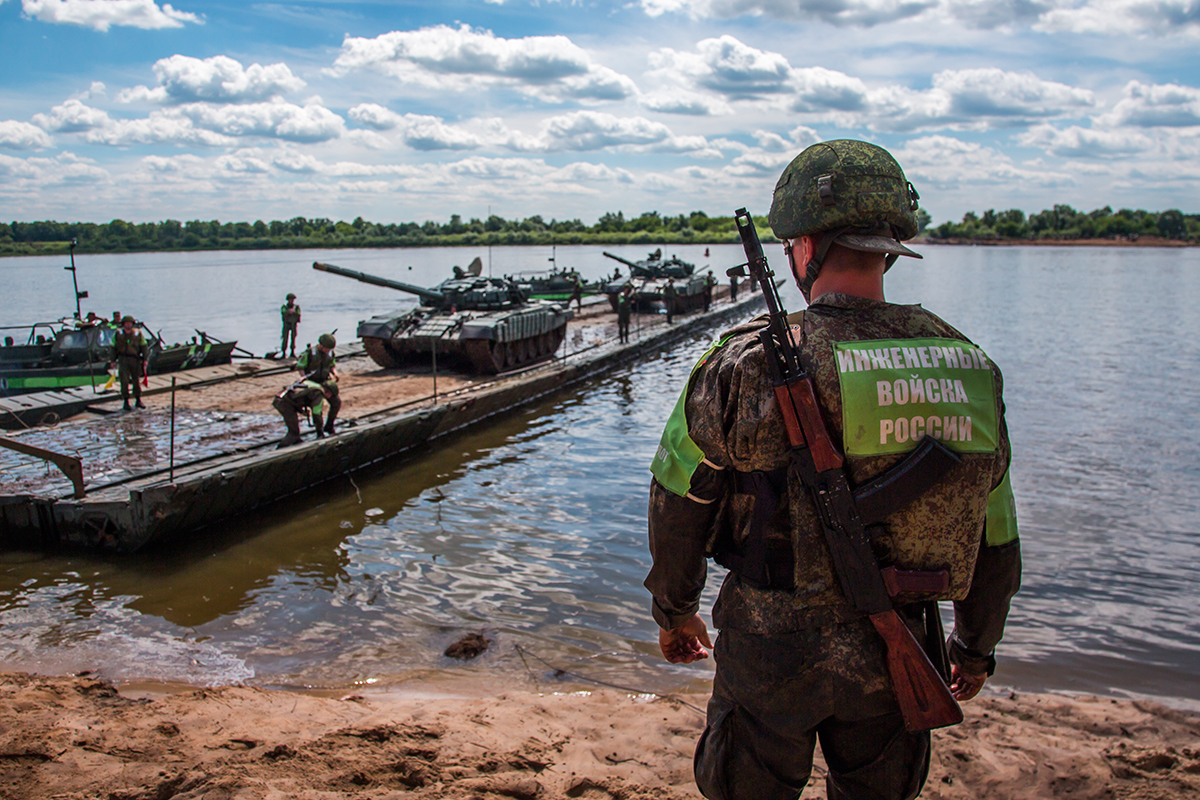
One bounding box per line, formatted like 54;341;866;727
645;140;1022;800
280;293;301;358
296;332;341;435
109;315;147;411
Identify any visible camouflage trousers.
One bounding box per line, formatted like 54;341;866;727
117;357;143;402
694;622;930;800
281;324;298;355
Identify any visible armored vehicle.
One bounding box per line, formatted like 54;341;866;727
0;320;236;397
601;249;708;315
511;247;597;301
313;258;573;374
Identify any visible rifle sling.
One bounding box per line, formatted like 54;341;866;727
725;434;958;591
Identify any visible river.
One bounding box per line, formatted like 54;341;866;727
1;243;1198;707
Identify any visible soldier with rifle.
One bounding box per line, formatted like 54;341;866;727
273;376;335;448
296;332;341;435
645;139;1021;800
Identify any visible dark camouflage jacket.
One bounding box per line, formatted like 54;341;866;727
645;292;1021;674
298;347;336;383
110;330;147;361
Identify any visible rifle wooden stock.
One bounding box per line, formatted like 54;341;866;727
774;380;843;472
869;609;963;731
738;206;962;733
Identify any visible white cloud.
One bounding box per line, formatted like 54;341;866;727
399;114;484;151
1;120;54;149
649;37;793;99
639;90;732;116
1035;0;1200;36
84;113;235;146
1018;123;1156;157
649;38;1099;132
32;99;112;132
931;68;1096;119
896;135;1075;187
17;0;201;31
119;55;306;104
0;151;109;186
330;24;636;103
640;0;935;27
347;103;402;131
638;0;1200;33
177;100;346;143
1099;81;1200;128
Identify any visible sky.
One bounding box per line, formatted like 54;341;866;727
0;0;1197;228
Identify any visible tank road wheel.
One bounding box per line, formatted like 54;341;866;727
362;337;403;369
463;339;501;374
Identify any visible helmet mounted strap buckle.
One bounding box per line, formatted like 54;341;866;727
817;174;836;207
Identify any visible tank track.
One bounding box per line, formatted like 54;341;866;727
362;337;403;369
462;325;567;374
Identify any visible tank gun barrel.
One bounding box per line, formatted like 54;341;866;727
313;261;443;303
602;251;639;270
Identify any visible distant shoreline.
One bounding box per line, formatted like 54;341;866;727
914;235;1196;248
3;235;1196;258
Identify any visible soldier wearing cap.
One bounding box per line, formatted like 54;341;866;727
280;293;301;358
645;140;1021;800
296;332;340;435
109;315;147;411
617;284;633;343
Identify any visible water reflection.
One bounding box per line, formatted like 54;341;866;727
2;245;1199;706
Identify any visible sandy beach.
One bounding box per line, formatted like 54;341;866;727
2;670;1197;800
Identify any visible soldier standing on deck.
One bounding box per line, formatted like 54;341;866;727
109;315;147;411
570;274;584;312
280;293;301;358
296;332;340;435
703;270;716;312
663;282;676;324
617;284;633;343
730;273;739;302
645;140;1021;800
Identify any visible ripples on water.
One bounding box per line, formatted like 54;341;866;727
1;244;1198;706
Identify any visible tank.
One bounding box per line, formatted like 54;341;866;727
601;249;708;314
313;258;573;374
510;247;597;300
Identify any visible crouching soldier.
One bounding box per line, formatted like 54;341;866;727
273;378;335;448
296;332;340;435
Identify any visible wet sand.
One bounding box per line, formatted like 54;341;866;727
2;671;1197;799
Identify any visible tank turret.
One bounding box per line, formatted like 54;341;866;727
601;251;707;315
313;259;571;374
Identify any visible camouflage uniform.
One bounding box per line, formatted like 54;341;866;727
110;327;148;407
280;299;301;357
662;282;676;324
646;294;1021;800
617;290;632;343
297;344;340;434
272;380;329;446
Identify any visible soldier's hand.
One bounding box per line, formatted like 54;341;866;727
949;663;987;701
658;614;712;664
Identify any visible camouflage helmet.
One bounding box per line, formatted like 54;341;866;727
768;140;920;242
318;333;336;349
286;292;296;301
121;315;135;324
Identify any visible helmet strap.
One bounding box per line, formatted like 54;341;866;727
799;227;851;303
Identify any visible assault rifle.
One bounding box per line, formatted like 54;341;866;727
729;208;963;732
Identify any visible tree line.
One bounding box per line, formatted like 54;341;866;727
0;211;740;256
2;205;1196;257
923;205;1198;242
